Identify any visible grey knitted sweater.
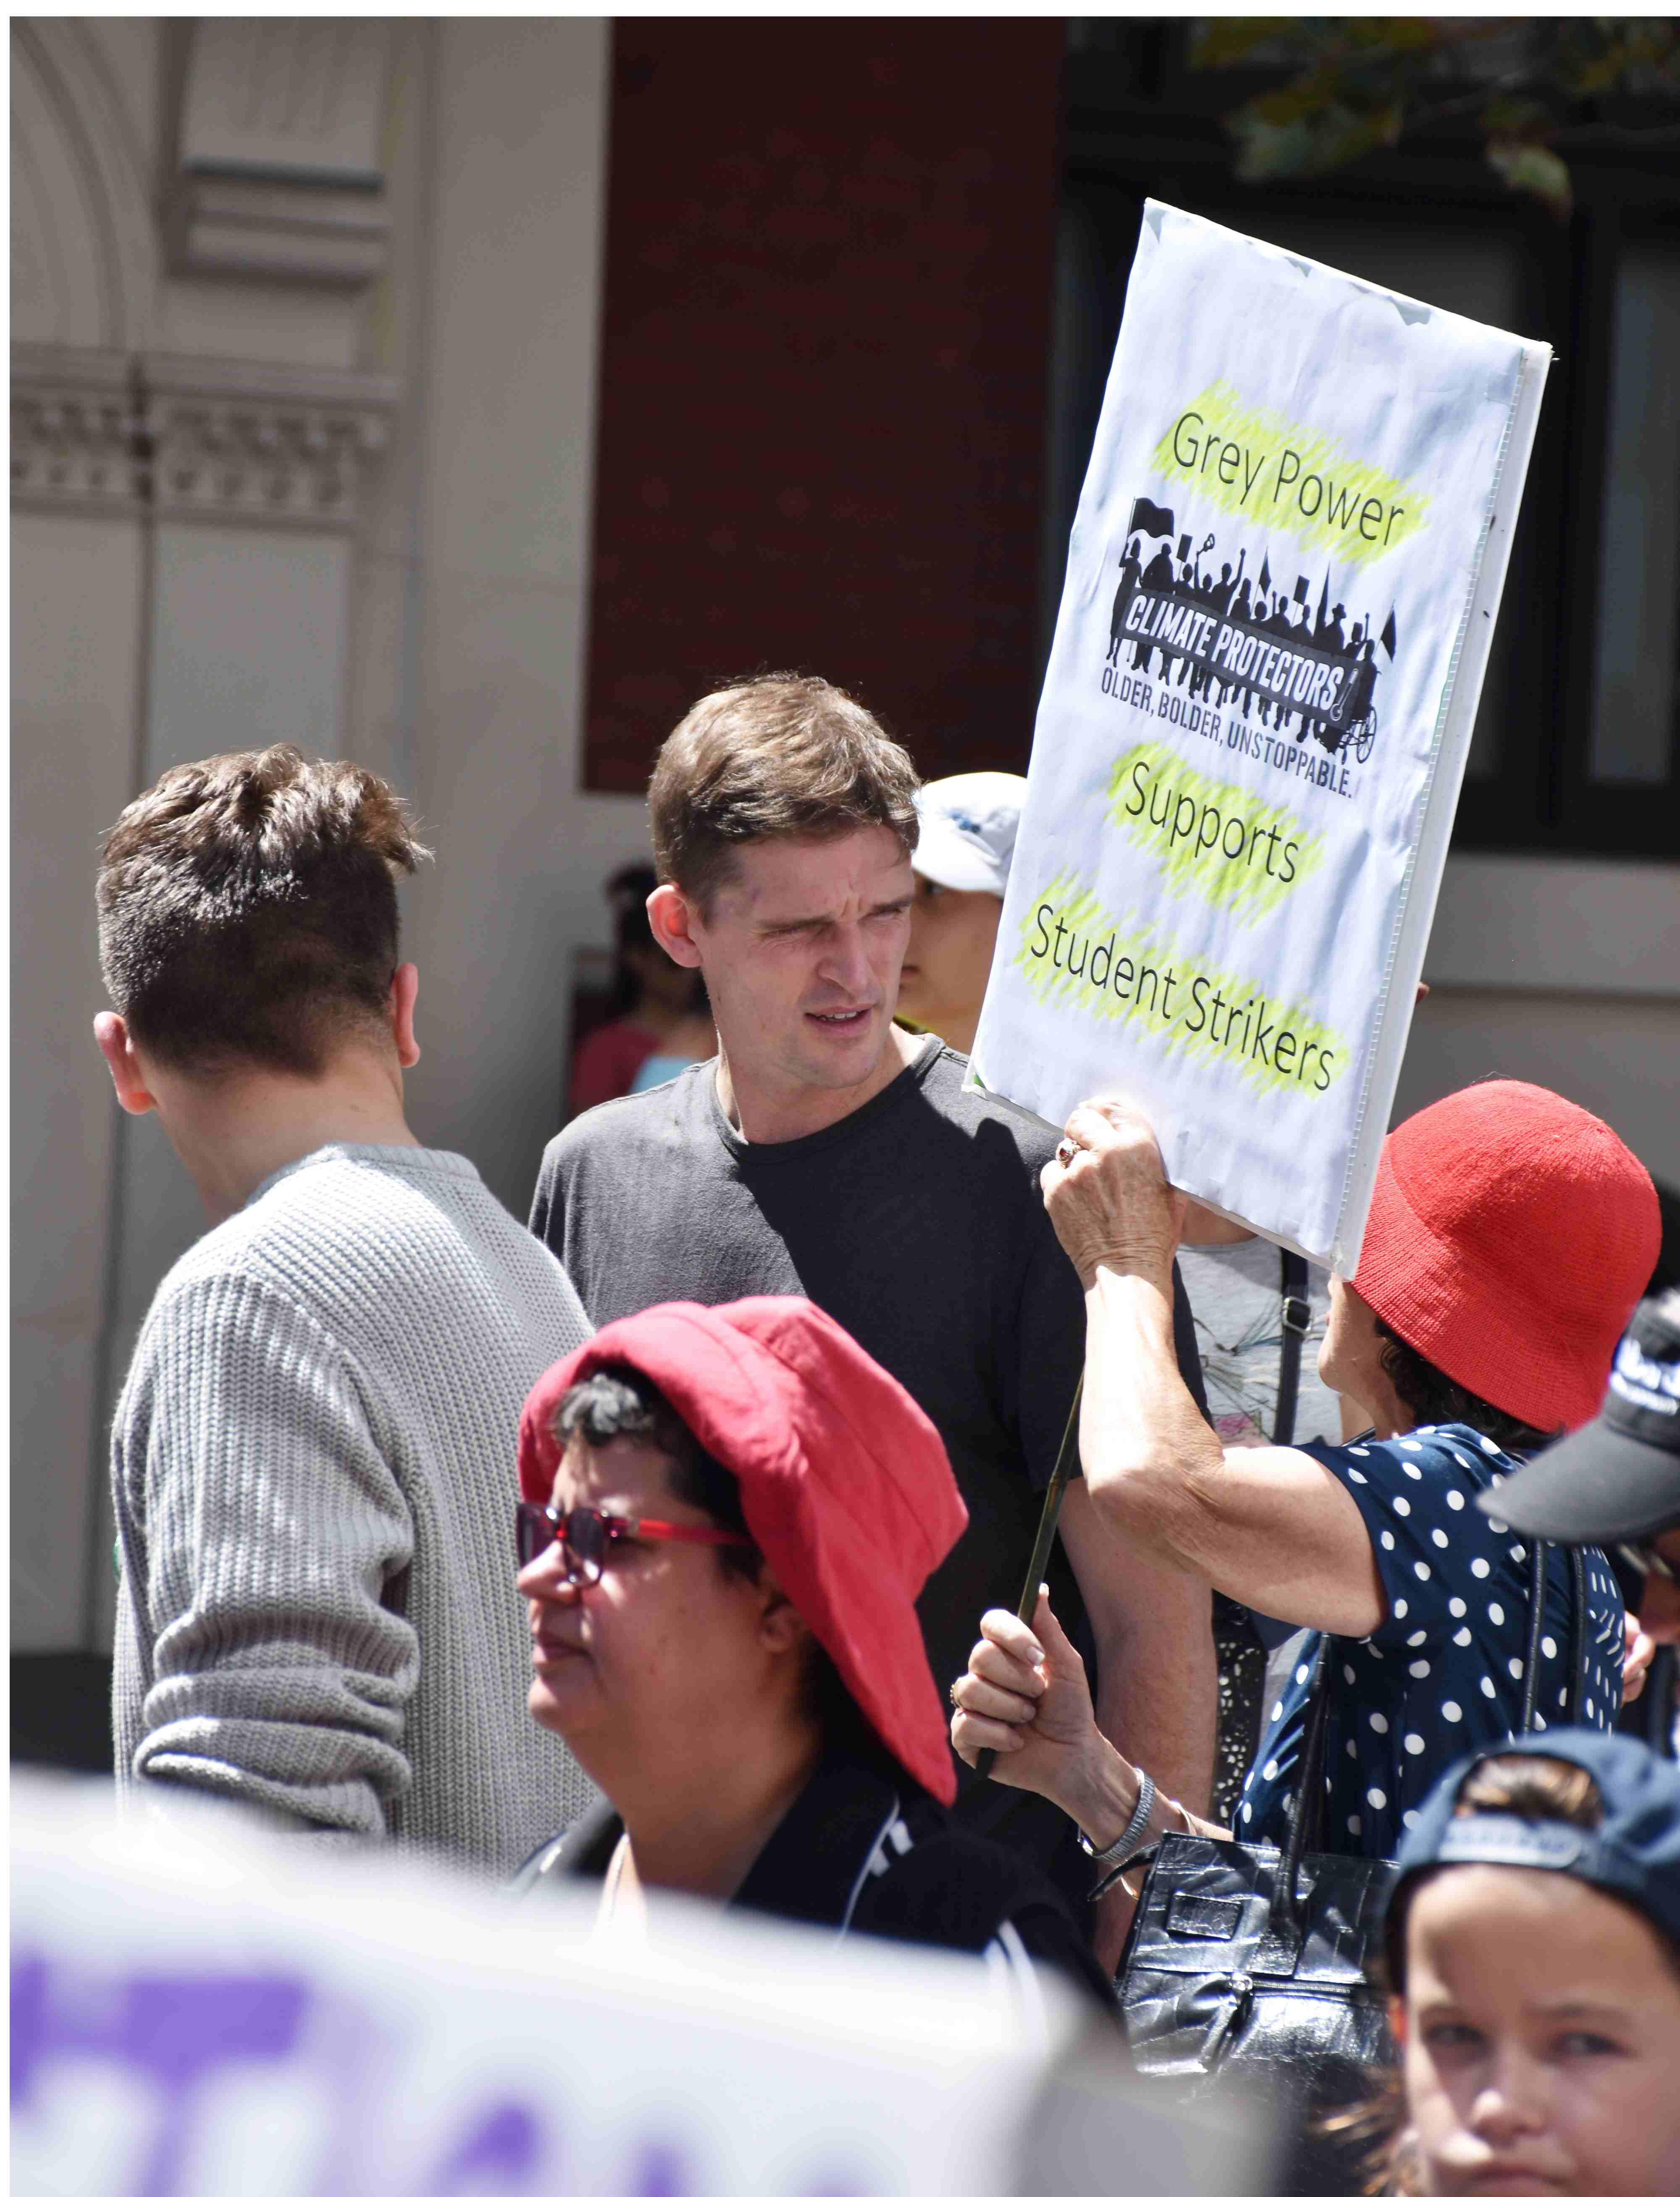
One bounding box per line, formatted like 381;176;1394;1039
111;1144;598;1872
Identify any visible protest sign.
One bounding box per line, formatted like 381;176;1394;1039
969;202;1549;1268
9;1775;1264;2197
10;1777;1073;2197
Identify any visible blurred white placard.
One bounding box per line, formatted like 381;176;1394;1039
10;1774;1079;2197
971;201;1548;1270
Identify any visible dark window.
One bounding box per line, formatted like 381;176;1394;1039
1051;26;1679;859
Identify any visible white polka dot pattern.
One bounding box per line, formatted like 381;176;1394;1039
1233;1420;1625;1866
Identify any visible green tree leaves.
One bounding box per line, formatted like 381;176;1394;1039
1189;18;1680;220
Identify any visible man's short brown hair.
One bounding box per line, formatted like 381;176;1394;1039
648;674;920;910
97;745;430;1076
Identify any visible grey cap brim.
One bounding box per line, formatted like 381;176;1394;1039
1478;1420;1680;1542
910;811;1006;896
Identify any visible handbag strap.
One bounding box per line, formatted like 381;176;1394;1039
1519;1537;1548;1733
1273;1251;1312;1448
1271;1501;1585;1929
1567;1543;1590;1724
1268;1641;1333;1930
1517;1528;1594;1735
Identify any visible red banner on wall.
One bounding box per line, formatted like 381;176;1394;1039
582;21;1063;790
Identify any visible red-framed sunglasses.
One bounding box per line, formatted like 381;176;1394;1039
515;1500;752;1584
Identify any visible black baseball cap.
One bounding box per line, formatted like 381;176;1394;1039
1388;1728;1680;1952
1478;1291;1680;1544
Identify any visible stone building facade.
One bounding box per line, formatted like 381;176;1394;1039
13;20;649;1665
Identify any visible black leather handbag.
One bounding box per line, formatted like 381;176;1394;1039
1118;1665;1396;2125
1116;1540;1590;2125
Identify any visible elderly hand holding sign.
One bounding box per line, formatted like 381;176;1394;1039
1039;1096;1392;1640
954;1079;1657;1924
1042;1100;1188;1288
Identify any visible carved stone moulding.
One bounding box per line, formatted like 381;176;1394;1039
10;344;144;514
178;21;391;183
168;21;394;289
168;175;391;289
142;355;399;533
10;347;399;531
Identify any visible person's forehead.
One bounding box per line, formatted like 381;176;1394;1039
1406;1861;1655;1985
715;826;910;918
551;1429;673;1506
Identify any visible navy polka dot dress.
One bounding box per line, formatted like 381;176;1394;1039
1238;1424;1625;1858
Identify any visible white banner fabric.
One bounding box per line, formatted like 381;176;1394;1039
970;202;1548;1270
11;1777;1078;2197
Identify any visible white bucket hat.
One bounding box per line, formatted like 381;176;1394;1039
911;772;1028;898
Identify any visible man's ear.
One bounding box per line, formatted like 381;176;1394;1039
753;1564;811;1658
647;883;704;970
94;1013;157;1116
389;963;421;1068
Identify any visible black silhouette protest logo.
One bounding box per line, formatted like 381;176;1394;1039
1103;497;1396;763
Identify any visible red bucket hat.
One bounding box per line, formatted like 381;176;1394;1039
518;1297;969;1805
1353;1081;1659;1436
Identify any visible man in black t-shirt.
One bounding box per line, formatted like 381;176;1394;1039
531;674;1212;1955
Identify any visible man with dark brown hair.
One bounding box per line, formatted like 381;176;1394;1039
97;745;595;1869
531;675;1213;1953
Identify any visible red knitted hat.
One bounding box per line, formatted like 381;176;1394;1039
518;1297;969;1805
1353;1081;1659;1436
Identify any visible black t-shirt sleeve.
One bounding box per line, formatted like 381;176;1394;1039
1011;1190;1089;1491
529;1139;560;1244
1011;1218;1210;1490
853;1828;1115;2010
989;1895;1118;2010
